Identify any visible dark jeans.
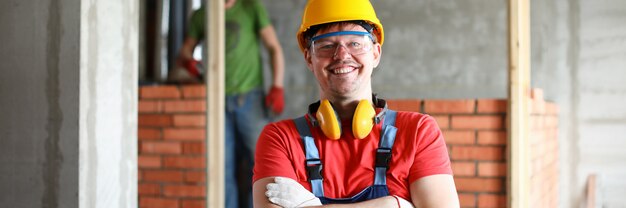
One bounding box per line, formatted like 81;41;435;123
225;88;268;208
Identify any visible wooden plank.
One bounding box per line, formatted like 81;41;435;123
507;0;531;207
206;0;225;207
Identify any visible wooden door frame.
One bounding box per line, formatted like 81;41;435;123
508;0;531;207
205;0;225;207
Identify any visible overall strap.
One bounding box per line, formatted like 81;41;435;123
293;116;325;197
374;110;398;185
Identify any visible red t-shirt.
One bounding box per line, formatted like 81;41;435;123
253;111;452;200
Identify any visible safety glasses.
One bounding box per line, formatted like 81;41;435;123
310;31;374;58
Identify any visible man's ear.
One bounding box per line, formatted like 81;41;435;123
304;49;314;71
372;43;382;68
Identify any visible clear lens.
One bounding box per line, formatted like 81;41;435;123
311;34;373;58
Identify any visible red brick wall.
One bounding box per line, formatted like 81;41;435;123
528;89;560;208
138;85;207;208
389;99;508;207
137;85;559;208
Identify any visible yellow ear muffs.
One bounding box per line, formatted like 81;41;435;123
352;100;376;139
316;100;342;140
312;99;378;140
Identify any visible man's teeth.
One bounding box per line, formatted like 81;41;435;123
333;67;354;74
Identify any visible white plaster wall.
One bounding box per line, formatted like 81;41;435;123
576;0;626;207
79;0;139;208
480;0;626;206
534;0;626;206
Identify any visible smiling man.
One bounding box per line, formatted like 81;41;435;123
252;0;459;207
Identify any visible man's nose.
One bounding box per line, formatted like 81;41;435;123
333;44;351;59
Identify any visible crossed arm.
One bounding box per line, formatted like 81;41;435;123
252;174;459;208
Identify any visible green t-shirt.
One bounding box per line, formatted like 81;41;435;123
188;0;271;95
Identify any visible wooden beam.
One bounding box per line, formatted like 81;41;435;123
206;0;225;207
507;0;531;207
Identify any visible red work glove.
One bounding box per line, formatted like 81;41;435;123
184;59;202;78
265;86;284;114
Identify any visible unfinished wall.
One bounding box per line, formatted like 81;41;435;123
0;0;138;207
261;0;508;120
528;89;560;208
137;86;563;207
575;0;626;206
393;99;509;208
531;0;626;207
529;0;574;207
261;0;625;207
0;0;80;207
137;85;207;208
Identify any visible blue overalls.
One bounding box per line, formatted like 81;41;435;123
292;110;398;204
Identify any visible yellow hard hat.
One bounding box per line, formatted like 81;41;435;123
297;0;384;53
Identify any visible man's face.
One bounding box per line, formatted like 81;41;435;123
304;24;381;99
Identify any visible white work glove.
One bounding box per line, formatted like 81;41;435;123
265;176;322;208
393;195;415;208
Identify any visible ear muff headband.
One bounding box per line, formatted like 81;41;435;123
307;95;388;140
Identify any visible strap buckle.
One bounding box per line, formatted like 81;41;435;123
306;159;323;180
375;148;392;168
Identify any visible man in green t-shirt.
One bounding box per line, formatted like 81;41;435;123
177;0;285;207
